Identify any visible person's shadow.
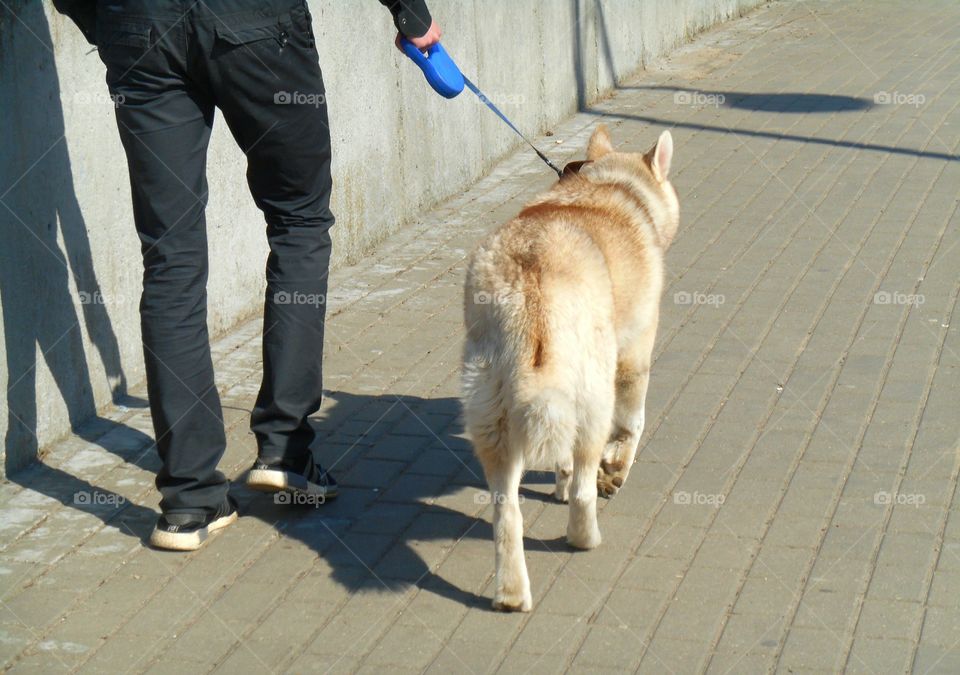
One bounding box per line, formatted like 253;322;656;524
1;2;155;530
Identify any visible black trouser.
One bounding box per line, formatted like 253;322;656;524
97;0;333;515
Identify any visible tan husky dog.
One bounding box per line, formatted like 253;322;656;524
461;125;678;611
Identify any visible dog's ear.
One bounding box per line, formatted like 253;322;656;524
644;130;673;182
561;160;592;178
587;124;614;160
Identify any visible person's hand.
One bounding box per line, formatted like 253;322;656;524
394;20;442;52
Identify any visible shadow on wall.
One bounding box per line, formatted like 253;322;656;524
582;0;959;163
0;2;146;477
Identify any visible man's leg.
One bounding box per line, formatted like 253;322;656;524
98;12;231;520
199;4;336;484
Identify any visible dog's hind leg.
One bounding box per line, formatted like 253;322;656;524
599;326;656;497
481;450;532;612
566;433;604;550
567;322;616;548
567;382;612;550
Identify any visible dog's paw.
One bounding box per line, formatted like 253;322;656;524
567;524;602;550
597;459;627;498
492;588;532;612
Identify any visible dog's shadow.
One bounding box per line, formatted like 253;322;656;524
239;390;570;610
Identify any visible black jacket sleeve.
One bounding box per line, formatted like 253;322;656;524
379;0;432;39
52;0;97;45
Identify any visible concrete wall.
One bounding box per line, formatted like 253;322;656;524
0;0;765;476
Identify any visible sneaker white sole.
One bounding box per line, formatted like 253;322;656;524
245;469;291;492
246;469;338;499
149;510;238;552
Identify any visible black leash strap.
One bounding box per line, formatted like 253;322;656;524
463;75;564;178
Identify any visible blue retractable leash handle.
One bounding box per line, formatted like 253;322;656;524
400;38;563;177
399;39;465;99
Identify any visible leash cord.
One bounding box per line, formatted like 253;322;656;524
463;76;564;178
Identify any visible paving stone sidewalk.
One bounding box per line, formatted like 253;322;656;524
3;1;960;672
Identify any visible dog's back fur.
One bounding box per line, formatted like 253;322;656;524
462;125;678;611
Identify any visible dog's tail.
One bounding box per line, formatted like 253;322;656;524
462;338;577;468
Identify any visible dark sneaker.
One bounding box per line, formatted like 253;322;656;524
246;456;338;500
149;496;238;552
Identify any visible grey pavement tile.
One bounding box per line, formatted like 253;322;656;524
424;638;502;675
654;598;730;642
705;649;777;674
361;623;446;669
512;612;589;656
733;575;801;617
716;611;787;655
571;625;647;671
594;588;668;632
637;636;712;674
791;588;861;632
778;626;848;672
864;560;929;604
919;606;960;650
844;636;914;675
927;568;960;608
691;533;758;572
854;598;923;641
912;644;960;674
496;649;576;675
